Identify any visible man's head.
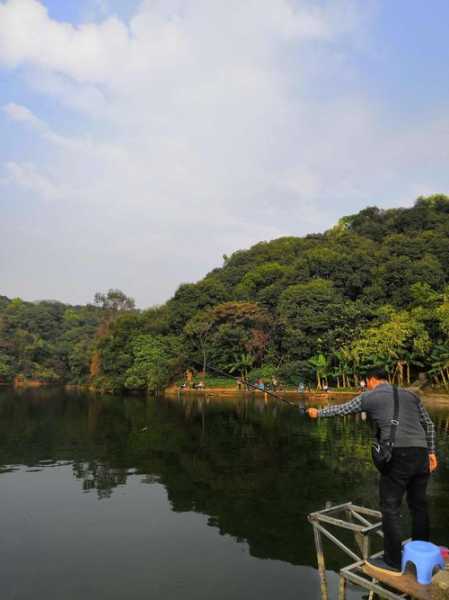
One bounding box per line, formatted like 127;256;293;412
365;367;389;390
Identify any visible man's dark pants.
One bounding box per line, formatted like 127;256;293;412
379;447;430;569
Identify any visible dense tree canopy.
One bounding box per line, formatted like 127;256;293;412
1;196;449;391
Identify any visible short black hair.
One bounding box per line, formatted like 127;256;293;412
365;367;389;381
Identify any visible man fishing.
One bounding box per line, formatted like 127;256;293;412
307;367;437;576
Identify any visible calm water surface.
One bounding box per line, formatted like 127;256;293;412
0;389;448;600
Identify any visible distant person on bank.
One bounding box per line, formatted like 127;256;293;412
307;367;437;576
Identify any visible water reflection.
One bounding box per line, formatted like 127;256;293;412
0;388;448;596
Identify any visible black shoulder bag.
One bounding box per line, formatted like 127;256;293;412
371;386;399;474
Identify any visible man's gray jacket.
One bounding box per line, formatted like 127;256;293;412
318;383;436;453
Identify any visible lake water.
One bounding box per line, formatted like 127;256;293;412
0;389;448;600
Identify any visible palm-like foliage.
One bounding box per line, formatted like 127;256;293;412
227;352;254;381
429;344;449;388
308;353;329;389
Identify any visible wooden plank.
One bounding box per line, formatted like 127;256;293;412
349;509;372;527
309;502;353;519
343;569;406;600
361;522;384;535
351;504;382;518
432;570;449;600
338;574;347;600
361;534;370;561
314;523;361;562
314;513;366;532
312;524;329;600
363;564;432;600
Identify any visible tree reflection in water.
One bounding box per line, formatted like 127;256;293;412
0;388;448;570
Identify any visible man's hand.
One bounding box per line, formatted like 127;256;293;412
429;453;438;473
307;408;319;419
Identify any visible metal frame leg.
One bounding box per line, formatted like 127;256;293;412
338;574;347;600
312;523;329;600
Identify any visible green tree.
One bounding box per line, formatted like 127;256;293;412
184;309;214;374
234;262;293;306
277;279;344;360
228;352;254;381
428;344;449;389
94;289;136;313
349;308;431;383
436;286;449;336
124;335;181;392
0;352;13;383
308;353;329;389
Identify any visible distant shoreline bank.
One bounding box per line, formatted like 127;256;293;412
164;386;449;405
2;382;448;404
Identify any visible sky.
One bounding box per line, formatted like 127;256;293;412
1;0;449;308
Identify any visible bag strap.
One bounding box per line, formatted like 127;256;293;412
389;385;400;446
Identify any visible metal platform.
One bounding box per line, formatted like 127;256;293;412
308;502;437;600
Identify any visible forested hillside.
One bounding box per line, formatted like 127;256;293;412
0;297;103;385
1;195;449;391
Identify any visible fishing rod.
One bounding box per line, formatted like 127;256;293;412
194;363;306;413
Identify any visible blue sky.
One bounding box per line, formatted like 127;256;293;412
1;0;449;307
367;2;449;114
44;0;142;24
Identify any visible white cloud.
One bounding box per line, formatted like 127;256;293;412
1;0;448;306
27;71;108;116
3;101;46;130
0;0;353;87
4;161;70;200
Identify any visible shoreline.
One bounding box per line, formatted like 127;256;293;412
165;386;449;404
2;383;448;405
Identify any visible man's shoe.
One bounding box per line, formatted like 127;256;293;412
366;557;402;576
